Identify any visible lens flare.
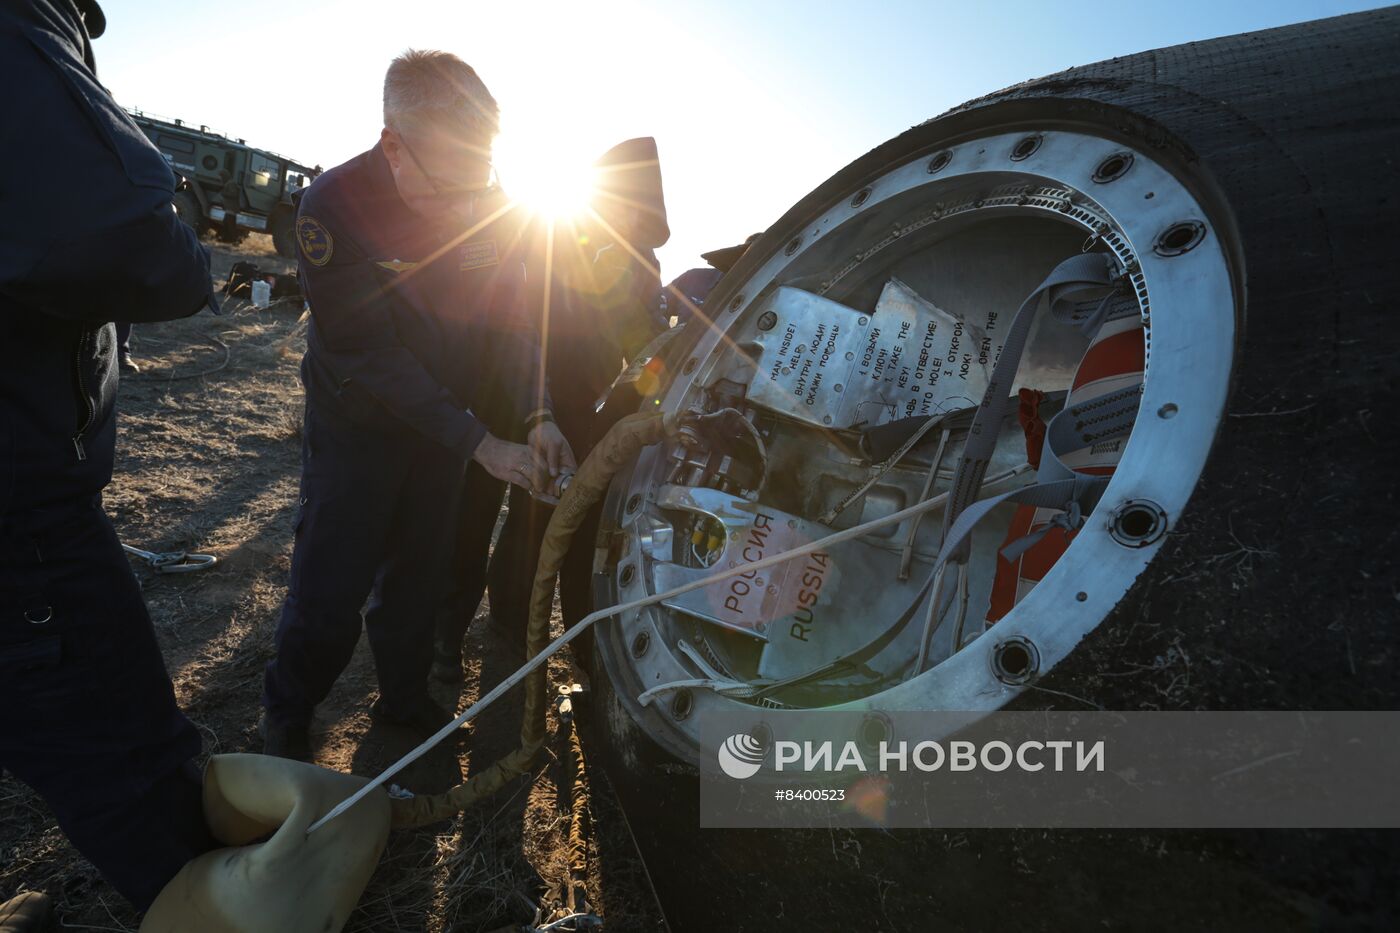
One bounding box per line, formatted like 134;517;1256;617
493;131;595;220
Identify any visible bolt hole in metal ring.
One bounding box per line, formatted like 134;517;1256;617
670;688;694;721
1009;134;1043;161
926;149;952;174
784;235;803;256
1110;499;1169;547
850;187;872;208
1154;220;1206;256
1092;151;1134;183
619;564;637;586
626;493;642;514
682;358;698;375
992;637;1039;685
728;294;745;313
630;630;650;658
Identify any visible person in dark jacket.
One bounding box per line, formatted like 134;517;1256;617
0;0;220;917
259;49;572;760
434;137;669;677
653;231;761;328
655;265;721;327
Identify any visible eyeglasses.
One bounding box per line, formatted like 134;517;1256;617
396;131;499;201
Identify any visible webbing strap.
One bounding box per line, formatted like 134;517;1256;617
1036;381;1142;483
997;498;1081;565
994;374;1140;563
911;474;1109;673
1060;287;1139;339
935;475;1109;580
939;253;1120;563
965;377;1142;565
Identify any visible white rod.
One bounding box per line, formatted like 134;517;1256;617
307;468;1022;834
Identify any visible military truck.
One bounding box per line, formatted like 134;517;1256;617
128;110;319;259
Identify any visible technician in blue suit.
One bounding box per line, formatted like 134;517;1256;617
259;49;571;760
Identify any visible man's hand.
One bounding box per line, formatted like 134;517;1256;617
473;433;550;492
528;420;577;479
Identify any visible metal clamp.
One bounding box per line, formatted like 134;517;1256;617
530;471;575;506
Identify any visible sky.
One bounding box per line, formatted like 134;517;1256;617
97;0;1389;281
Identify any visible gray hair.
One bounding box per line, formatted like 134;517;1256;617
383;49;499;137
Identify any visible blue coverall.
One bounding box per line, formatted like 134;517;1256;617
262;142;547;728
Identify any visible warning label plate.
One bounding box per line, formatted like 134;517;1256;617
745;280;1003;429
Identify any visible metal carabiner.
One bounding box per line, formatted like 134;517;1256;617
122;543;218;574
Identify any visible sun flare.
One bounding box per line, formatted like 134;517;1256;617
493;130;596;221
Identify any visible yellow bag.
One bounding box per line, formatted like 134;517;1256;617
140;754;389;933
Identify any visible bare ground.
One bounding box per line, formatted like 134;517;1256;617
0;235;661;933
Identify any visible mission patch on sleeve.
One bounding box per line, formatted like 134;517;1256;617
296;216;334;266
